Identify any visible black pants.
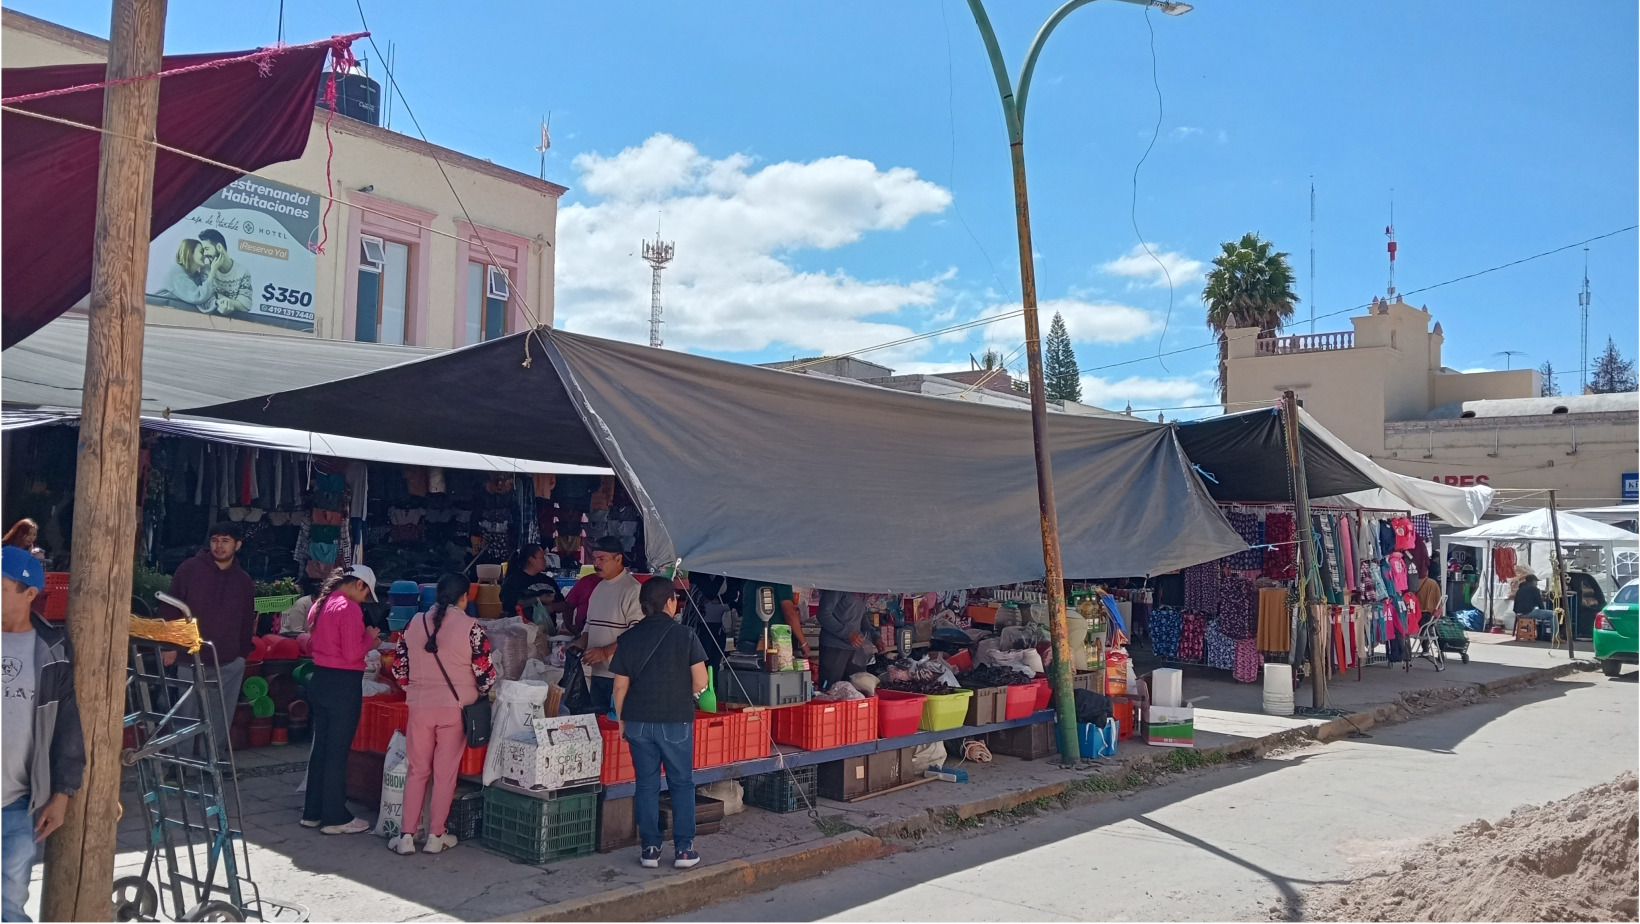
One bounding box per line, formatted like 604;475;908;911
304;666;363;826
819;646;854;689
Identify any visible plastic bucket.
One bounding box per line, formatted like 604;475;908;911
1262;663;1294;715
240;675;269;702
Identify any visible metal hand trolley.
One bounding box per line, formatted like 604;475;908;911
113;592;307;922
1433;614;1471;664
1403;611;1447;672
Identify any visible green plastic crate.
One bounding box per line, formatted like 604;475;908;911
481;785;597;865
253;594;299;614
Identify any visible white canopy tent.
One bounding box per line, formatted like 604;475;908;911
1440;509;1640;631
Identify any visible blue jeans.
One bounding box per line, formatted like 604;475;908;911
3;798;36;922
625;721;694;851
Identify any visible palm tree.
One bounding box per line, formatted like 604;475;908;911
1202;232;1299;403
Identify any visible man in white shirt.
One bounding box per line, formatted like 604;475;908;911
574;537;644;714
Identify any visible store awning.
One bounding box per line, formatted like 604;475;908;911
0;408;608;476
1175;407;1492;526
1447;509;1638;545
2;316;438;416
186;328;1248;592
3;42;339;348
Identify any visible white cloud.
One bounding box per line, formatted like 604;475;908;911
1079;374;1209;409
555;134;953;353
1100;245;1205;289
1170;126;1203;140
975;298;1160;349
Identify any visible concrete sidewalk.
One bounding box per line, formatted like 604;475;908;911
25;633;1588;922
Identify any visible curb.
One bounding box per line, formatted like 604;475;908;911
501;659;1589;921
501;831;886;922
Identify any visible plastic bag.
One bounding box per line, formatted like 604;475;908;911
373;730;409;837
361;676;392;698
559;648;594;716
849;672;879;695
520;659;552;684
911;741;945;774
700;780;744;816
483;679;553;785
977;646;1040;677
815;681;865;701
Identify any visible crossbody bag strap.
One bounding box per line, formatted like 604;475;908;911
423;609;464;705
631;621;680;680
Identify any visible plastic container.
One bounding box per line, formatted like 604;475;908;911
447;785;484;840
248;695;275;719
962;686;1007;726
42;573;70;622
351;693;409;752
246;717;273;748
919;689;973;731
742;765;818;814
1262;663;1294;716
476;602;504;620
388;606;417;631
459;745;487;777
597;717;634;785
419;584;439;609
1003;683;1037;721
240;675;269;701
291;660;315;686
253;594;299;614
875;691;926;738
715;666;812;707
481;784;598;865
1032;677;1051;712
693;711;737;769
772;698;878;750
1105;650;1130;696
730;707;772;763
946;649;973;672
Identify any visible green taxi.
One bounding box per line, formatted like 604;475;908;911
1594;579;1637;677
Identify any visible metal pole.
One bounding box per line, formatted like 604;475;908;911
1280;392;1326;709
1547;490;1572;659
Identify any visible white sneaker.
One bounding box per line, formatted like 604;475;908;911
320;818;372;835
422;833;458;854
387;834;416;855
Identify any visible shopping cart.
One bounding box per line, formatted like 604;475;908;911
113;592;307;923
1433;615;1471;664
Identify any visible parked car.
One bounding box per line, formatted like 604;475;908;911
1593;579;1637;677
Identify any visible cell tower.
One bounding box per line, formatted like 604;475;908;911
641;232;675;349
1578;248;1592;394
1308;177;1316;333
1384;192;1397;299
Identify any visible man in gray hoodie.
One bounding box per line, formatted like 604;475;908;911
816;590;872;689
2;545;84;922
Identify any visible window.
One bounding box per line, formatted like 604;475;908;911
465;261;508;344
356;239;409;344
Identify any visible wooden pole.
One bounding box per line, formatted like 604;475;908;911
1280;391;1327;709
1547;490;1573;660
39;1;166;919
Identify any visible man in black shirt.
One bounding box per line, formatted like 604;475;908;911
610;576;708;871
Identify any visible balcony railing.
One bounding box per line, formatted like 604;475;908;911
1255;330;1354;356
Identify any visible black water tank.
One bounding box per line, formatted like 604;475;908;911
316;71;381;126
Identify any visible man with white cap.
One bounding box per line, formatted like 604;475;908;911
2;545;84;922
301;564;380;834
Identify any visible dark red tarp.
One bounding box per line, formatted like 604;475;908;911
2;45;331;349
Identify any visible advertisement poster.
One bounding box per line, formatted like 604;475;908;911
146;176;320;332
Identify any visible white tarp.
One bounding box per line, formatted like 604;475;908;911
1296;408;1493;526
1447;508;1639;544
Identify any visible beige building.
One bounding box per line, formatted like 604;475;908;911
3;10;563;348
1224;295;1639;507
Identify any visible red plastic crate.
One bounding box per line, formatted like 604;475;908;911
1112;699;1134;740
1005;682;1038;720
693;710;738;769
43;572;69;622
772;698;878;750
1032;678;1051;712
597;716;635;785
350;694;408;752
459;744;487;777
875;691;926;739
731;707;772;762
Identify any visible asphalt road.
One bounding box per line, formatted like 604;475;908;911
672;671;1639;922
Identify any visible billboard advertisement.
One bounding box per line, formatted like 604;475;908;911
146;176;320;332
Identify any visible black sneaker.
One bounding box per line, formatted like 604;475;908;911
640;846;662;868
674;848;700;869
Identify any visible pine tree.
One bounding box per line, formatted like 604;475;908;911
1044;312;1082;403
1538;361;1560;397
1589;338;1638;394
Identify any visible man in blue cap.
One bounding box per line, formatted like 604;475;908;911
2;545;83;922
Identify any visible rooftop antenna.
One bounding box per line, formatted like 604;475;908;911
1578;248;1591;394
535;113;551;181
1492;350;1527;371
1309;176;1316;333
1385;190;1397;299
381;41;396;129
641;215;674;349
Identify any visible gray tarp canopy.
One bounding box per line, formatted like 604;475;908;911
189;328;1247;592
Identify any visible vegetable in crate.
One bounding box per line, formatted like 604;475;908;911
957;665;1030;689
876;675;958;696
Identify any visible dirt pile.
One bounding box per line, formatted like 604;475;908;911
1296;771;1639;922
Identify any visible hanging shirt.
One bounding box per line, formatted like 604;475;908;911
1388;553;1409;593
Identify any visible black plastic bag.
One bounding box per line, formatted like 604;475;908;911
1073;688;1112;726
560;647;595;715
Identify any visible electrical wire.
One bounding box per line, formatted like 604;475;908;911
1129;3;1176;372
939;0;1009;298
781;310;1024;371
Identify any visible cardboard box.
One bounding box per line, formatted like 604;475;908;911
498;714;603;790
1147;705;1194;748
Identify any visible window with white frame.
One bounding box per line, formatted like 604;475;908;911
356;235;410;344
465;261;509;344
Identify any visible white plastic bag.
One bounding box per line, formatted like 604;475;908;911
374;730;409;838
361;677;392;698
701;780;744;815
484;679;552;785
911;741;946;774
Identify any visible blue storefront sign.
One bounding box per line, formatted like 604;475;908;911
1623;472;1638;504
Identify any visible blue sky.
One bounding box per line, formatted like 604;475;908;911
19;0;1639;414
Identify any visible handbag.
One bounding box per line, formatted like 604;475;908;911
423;611;492;748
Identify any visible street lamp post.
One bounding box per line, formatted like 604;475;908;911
963;0;1190;765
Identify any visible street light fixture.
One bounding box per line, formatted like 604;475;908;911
963;0;1191;766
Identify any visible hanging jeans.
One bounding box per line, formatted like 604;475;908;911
303;667;364;827
625;721;695;851
2;799;35;922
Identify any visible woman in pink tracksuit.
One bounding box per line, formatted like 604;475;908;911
388;572;495;855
